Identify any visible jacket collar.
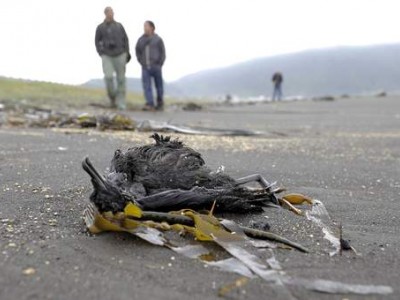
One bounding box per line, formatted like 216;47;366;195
103;19;116;25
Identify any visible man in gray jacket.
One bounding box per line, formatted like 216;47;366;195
135;21;166;111
95;7;131;110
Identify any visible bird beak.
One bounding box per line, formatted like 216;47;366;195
82;157;107;190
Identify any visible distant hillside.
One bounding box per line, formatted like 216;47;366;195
84;44;400;98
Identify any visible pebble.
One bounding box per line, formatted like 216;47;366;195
22;267;36;275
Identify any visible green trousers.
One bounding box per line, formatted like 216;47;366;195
101;52;127;110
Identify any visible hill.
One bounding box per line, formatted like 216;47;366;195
172;43;400;98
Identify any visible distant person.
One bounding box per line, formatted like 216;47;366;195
135;21;166;111
225;94;232;103
272;72;283;101
95;7;131;110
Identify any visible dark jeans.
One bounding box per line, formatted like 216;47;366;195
272;83;283;101
142;66;164;107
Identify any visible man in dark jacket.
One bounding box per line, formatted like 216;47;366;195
135;21;166;111
272;72;283;101
95;7;131;110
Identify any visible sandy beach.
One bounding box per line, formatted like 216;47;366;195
0;95;399;299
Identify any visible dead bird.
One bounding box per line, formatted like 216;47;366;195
83;133;279;213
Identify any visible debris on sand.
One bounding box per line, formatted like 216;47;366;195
182;102;203;111
22;267;36;276
81;134;392;297
61;113;137;131
97;114;137;130
83;202;392;297
7;115;27;126
282;193;313;205
136;120;266;136
1;107;268;137
376;91;387;97
218;277;249;297
282;277;393;295
76;113;97;128
306;199;341;256
313;96;335;101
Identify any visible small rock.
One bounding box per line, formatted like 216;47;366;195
340;238;352;251
22;267;36;275
248;220;270;231
48;219;57;226
376;91;387;97
313;96;335;101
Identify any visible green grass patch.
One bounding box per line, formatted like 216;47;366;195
0;77;210;112
0;77;145;109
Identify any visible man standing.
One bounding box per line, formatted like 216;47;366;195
95;7;131;110
136;21;166;111
272;72;283;101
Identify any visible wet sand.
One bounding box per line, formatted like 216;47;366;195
0;96;399;299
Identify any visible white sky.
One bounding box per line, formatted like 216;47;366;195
0;0;399;84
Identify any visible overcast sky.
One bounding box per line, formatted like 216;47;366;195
0;0;399;84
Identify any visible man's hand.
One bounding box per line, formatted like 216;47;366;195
126;53;132;63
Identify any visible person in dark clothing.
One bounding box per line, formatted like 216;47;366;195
272;72;283;101
95;7;131;110
135;21;166;111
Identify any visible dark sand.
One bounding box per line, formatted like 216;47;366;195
0;96;399;299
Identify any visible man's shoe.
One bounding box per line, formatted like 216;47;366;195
155;104;164;111
142;105;156;111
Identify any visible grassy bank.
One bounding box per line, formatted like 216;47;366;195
0;77;146;110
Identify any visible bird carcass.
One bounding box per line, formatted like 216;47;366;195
82;133;287;214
